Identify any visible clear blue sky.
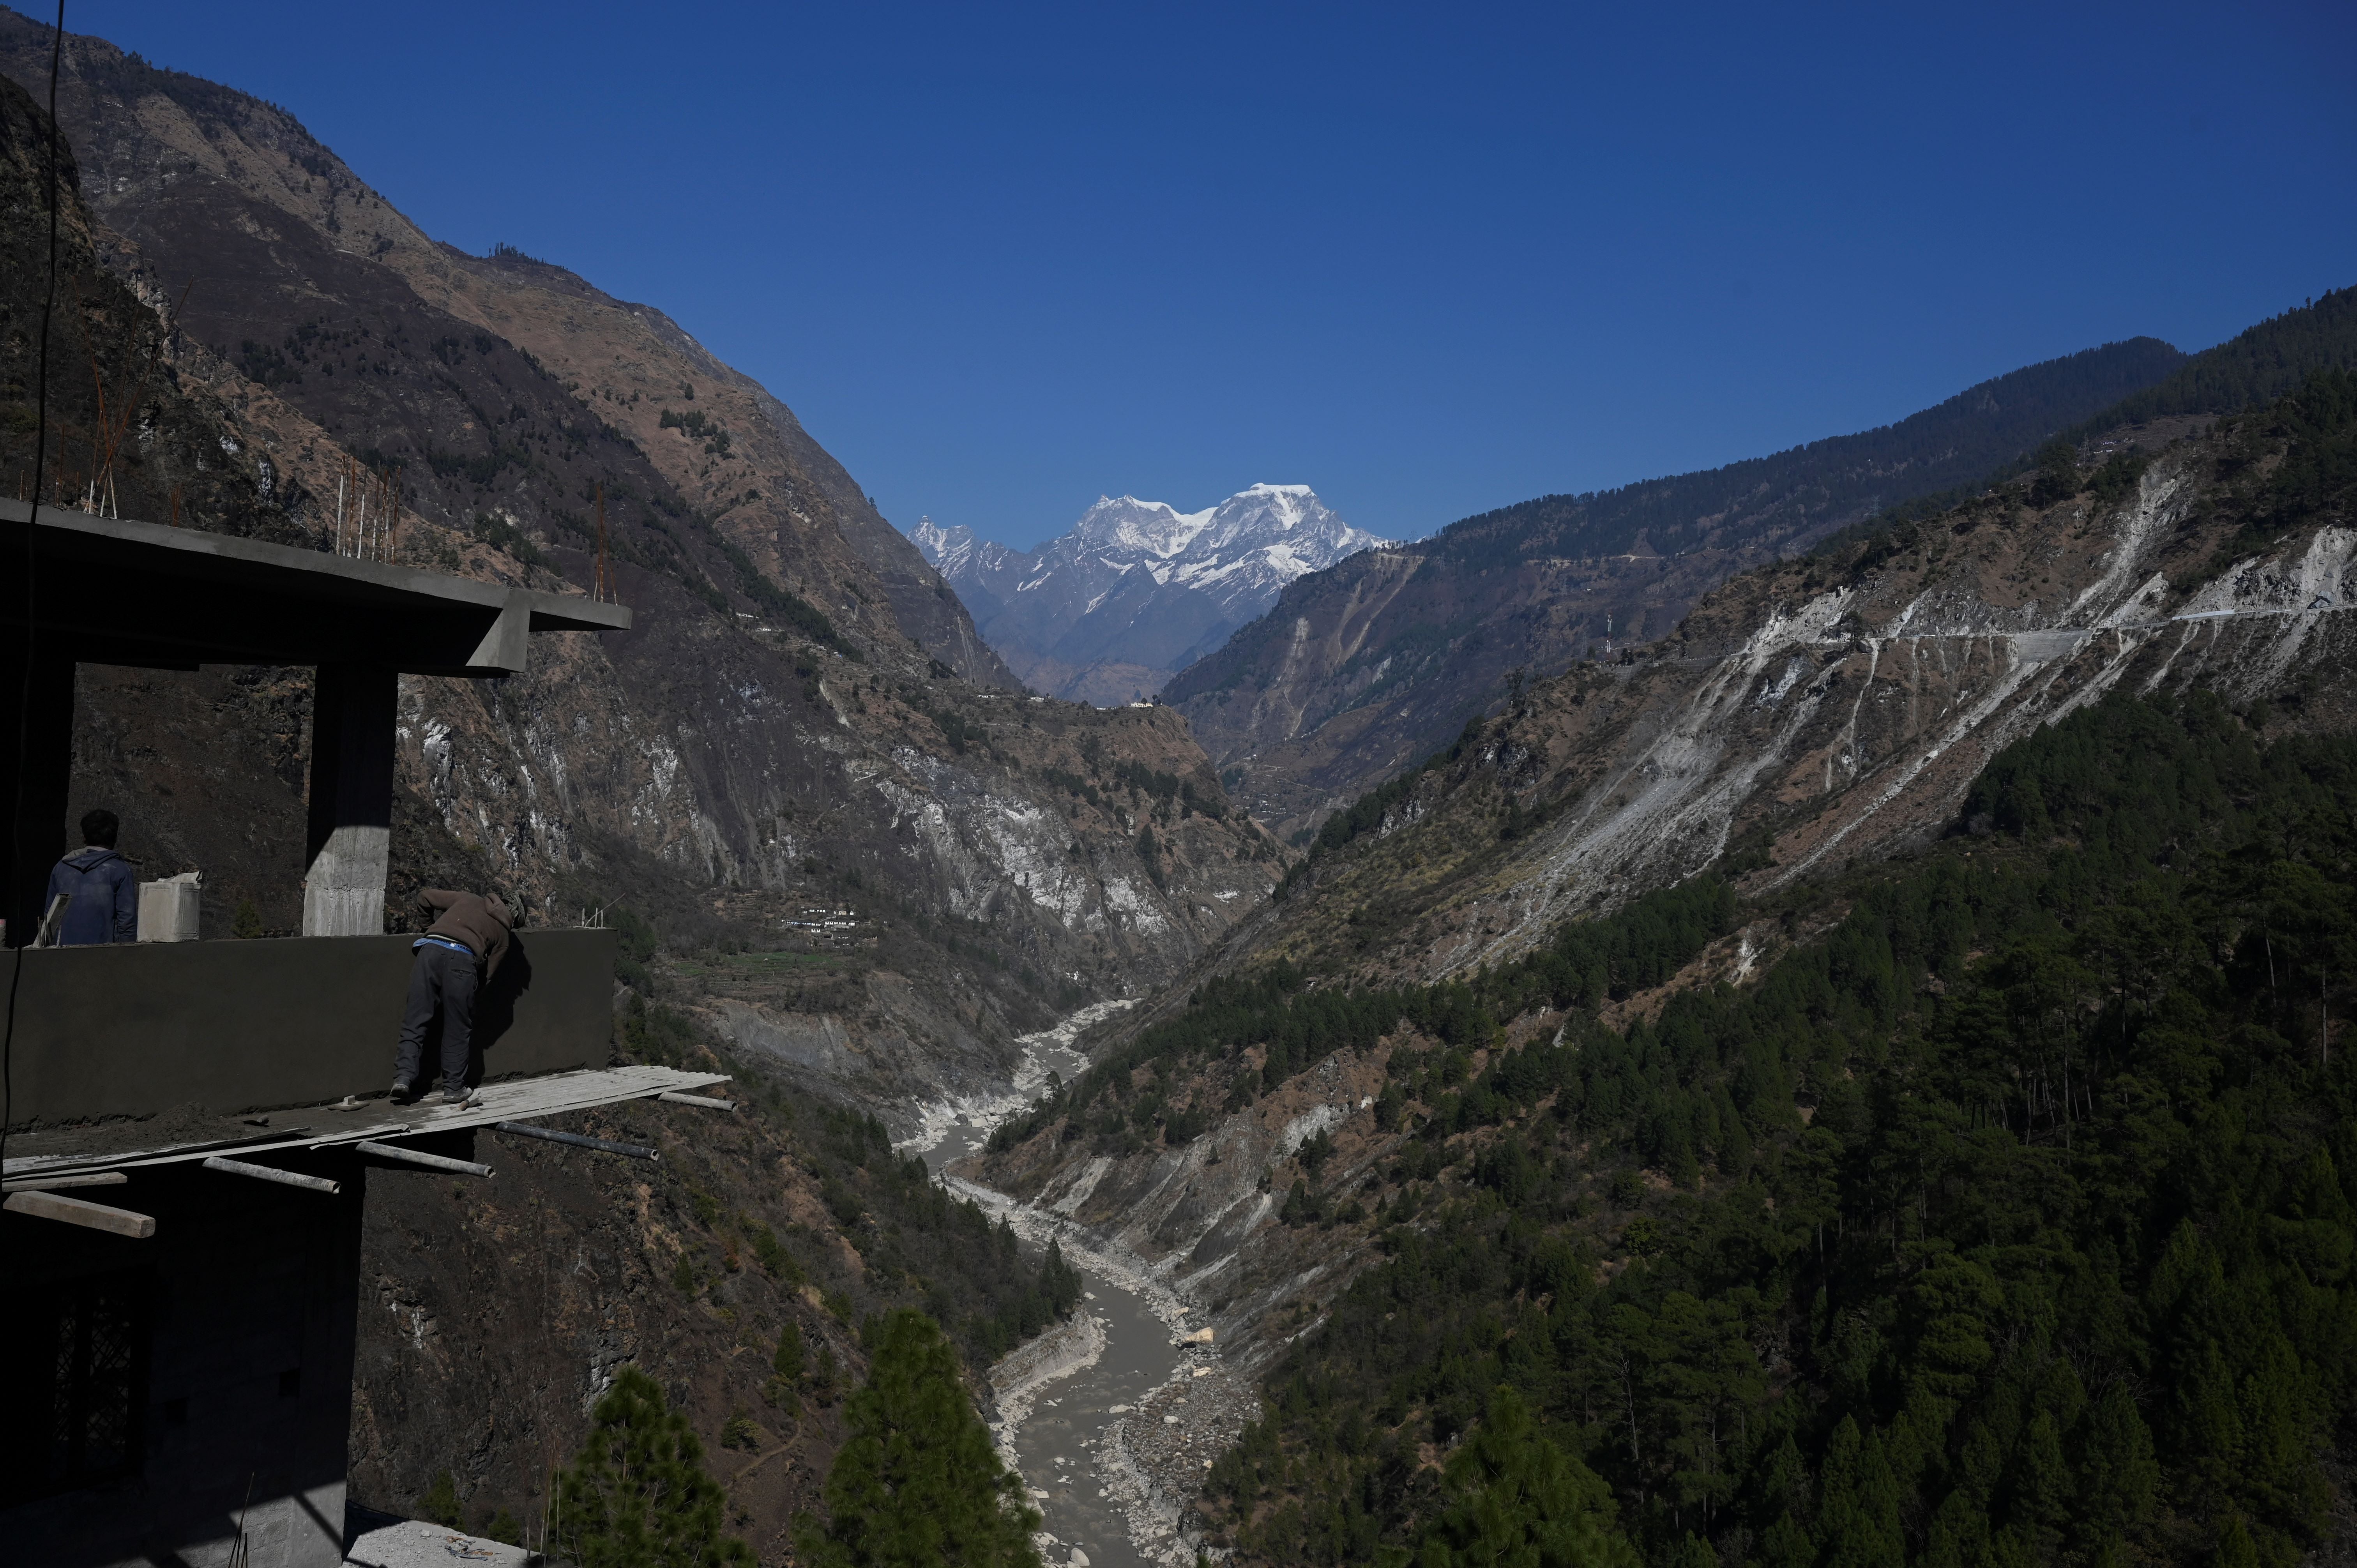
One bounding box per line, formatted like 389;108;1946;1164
60;0;2357;549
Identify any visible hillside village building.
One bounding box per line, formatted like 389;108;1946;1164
0;499;727;1568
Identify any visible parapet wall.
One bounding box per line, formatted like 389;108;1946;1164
3;929;618;1127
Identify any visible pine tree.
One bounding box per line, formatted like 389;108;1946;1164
555;1366;752;1568
768;1321;808;1412
1754;1430;1811;1564
796;1308;1041;1568
2075;1383;2158;1554
774;1321;807;1382
2006;1409;2072;1559
2177;1341;2245;1489
2234;1330;2331;1540
1667;1534;1714;1568
416;1469;461;1527
1039;1239;1083;1315
1403;1387;1640;1568
2030;438;2082;505
1919;1489;1989;1568
1814;1418;1904;1568
2216;1515;2261;1568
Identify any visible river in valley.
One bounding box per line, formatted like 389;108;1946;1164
906;1002;1219;1568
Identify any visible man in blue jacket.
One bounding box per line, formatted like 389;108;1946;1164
46;809;140;945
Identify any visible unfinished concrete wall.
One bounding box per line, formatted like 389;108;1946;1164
4;929;618;1127
0;1157;366;1568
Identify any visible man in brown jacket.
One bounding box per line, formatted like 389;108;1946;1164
392;887;515;1105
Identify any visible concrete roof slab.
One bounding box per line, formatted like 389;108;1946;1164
0;500;629;676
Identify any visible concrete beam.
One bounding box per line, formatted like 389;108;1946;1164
466;598;531;674
2;500;629;677
3;1170;128;1192
657;1090;739;1110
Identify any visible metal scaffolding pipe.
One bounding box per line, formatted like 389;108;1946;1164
203;1155;340;1194
493;1121;659;1160
355;1140;493;1177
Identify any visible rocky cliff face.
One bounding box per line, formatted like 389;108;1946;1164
917;484;1388;705
1165;341;2193;835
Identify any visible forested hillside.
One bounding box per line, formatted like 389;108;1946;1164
969;345;2357;1567
1005;693;2357;1566
355;1005;1086;1555
2072;286;2357;448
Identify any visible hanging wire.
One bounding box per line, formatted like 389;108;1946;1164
4;0;69;1191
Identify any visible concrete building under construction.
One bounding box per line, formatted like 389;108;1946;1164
0;498;726;1567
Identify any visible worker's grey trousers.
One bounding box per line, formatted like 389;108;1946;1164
395;941;477;1092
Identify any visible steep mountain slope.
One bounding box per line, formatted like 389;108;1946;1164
974;359;2357;1333
0;72;290;536
0;12;1278;1074
351;1033;1089;1562
1167;340;2191;833
964;364;2357;1568
916;484;1388;704
0;58;1136;1559
0;10;1009;689
1247;298;2357;988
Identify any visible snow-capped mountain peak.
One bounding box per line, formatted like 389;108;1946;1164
1069;495;1213;562
910;516;978;574
910;484;1392;705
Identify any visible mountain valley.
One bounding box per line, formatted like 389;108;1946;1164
916;484;1388;706
0;21;1271;1556
965;337;2357;1566
5;10;2357;1568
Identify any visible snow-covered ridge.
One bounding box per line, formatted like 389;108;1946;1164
916;484;1385;609
910;486;1392;703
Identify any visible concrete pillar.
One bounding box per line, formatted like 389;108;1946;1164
301;664;396;938
0;648;75;947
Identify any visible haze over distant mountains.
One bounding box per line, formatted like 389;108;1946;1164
913;484;1389;705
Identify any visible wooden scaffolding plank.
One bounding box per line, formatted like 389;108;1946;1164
4;1188;157;1237
5;1066;729;1180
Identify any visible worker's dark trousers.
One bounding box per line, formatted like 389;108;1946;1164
395;941;477;1091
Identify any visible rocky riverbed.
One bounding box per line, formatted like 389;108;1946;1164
909;1008;1258;1567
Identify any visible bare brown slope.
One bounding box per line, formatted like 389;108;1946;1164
0;9;1010;687
389;248;1015;687
0;14;1279;1059
0;65;296;537
1168;343;2192;836
1257;412;2357;987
